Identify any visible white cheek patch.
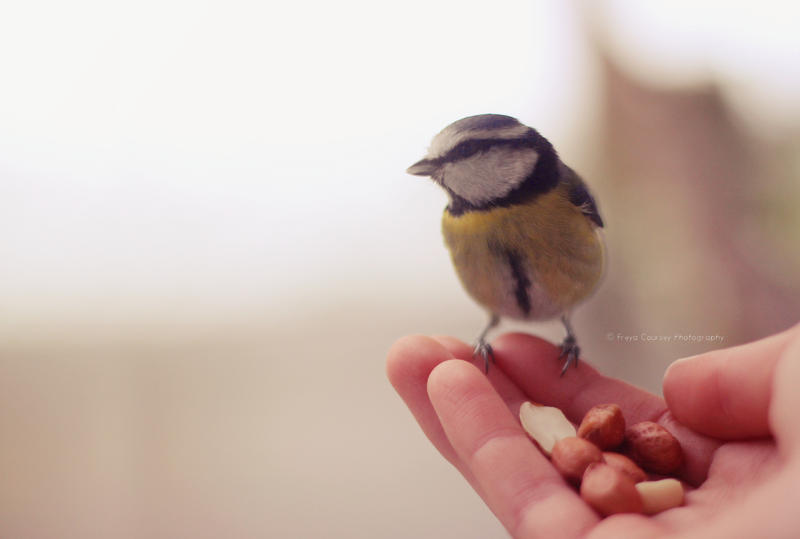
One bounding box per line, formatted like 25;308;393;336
442;147;539;205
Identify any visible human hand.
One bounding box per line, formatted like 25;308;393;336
386;324;800;538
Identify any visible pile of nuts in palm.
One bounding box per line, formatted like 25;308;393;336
519;402;685;516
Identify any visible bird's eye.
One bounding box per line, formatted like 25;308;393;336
455;141;479;158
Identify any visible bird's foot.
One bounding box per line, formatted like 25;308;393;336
558;336;580;377
473;339;495;374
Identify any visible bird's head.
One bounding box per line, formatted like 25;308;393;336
407;114;554;210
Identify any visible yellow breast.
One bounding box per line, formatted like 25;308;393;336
441;185;604;320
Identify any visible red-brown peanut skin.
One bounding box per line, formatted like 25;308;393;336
580;463;643;516
577;404;626;450
551;437;604;484
602;452;647;483
624;421;684;475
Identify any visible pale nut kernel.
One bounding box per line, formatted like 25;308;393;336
624;421;684;475
636;478;684;515
577;404;626;450
580;462;643;516
602;452;647;483
551;437;603;484
519;402;576;456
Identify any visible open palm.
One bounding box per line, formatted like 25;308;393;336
387;325;800;538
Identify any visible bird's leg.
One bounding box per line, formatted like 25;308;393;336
473;314;500;374
558;314;580;376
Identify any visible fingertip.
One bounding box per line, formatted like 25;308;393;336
770;329;800;451
430;335;474;360
663;353;698;385
664;351;751;439
386;334;454;390
661;354;704;416
427;358;483;400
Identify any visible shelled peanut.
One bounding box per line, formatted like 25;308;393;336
519;402;685;517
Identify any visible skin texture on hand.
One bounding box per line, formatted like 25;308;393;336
386;324;800;538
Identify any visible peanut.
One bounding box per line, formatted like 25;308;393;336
636;478;684;515
551;437;604;484
519;402;576;456
580;463;643;516
625;422;684;475
578;404;625;450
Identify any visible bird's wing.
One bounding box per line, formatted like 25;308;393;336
563;166;604;228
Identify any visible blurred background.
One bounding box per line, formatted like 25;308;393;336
1;0;799;537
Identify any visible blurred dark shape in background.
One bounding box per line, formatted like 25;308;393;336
578;19;800;387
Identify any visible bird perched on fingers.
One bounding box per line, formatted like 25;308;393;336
407;114;604;375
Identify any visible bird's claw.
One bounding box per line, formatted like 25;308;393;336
473;340;495;374
558;336;580;377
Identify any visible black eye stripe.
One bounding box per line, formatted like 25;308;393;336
455;140;480;158
443;136;538;164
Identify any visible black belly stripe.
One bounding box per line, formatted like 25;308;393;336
504;249;531;316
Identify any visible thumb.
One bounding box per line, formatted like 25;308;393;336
663;325;798;439
770;327;800;455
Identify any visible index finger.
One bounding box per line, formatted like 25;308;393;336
492;333;665;422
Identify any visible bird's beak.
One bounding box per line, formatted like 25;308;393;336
406;158;437;177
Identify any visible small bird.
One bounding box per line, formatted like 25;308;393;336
407;114;604;375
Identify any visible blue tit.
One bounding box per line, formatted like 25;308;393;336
407;114;604;375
